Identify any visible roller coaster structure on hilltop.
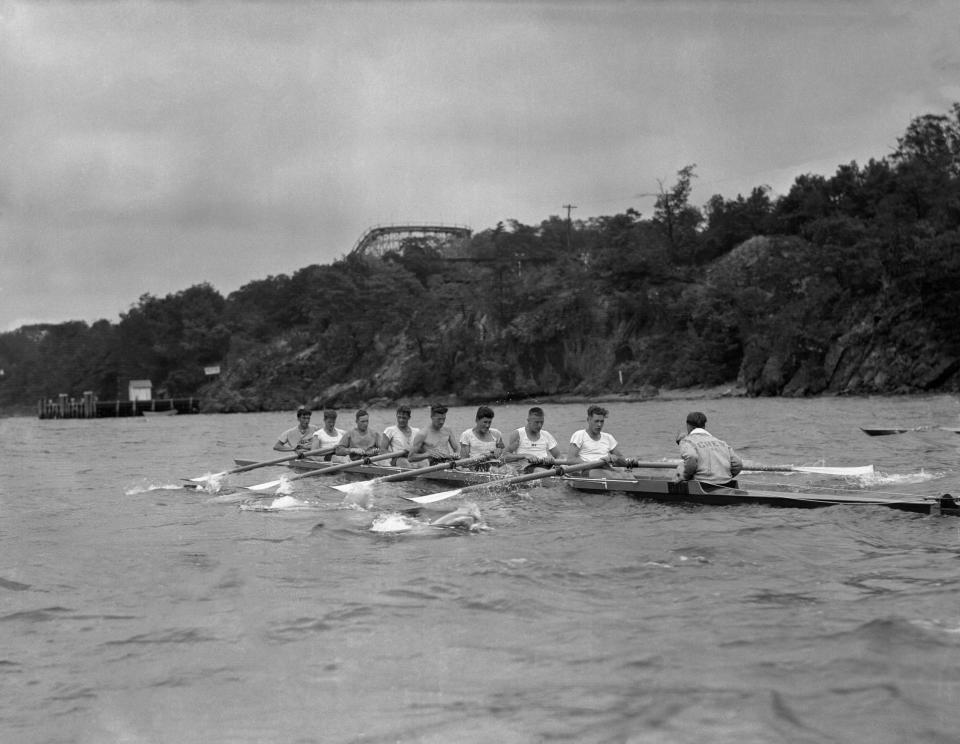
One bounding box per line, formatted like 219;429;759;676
349;224;472;259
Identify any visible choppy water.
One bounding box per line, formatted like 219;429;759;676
3;395;960;743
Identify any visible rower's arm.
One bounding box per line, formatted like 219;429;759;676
566;441;583;464
677;439;699;480
729;448;743;477
502;430;523;462
448;431;462;458
408;431;429;462
365;432;382;455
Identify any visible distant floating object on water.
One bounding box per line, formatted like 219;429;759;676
861;425;960;436
861;426;911;436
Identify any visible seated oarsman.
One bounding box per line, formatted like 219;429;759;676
381;404;421;468
675;411;742;487
566;404;636;480
459;405;505;470
273;407;319;454
409;404;461;465
336;409;382;460
503;406;563;472
313;409;347;462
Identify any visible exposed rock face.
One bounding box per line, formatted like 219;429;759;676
196;232;959;412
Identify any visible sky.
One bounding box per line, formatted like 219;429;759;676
2;0;960;331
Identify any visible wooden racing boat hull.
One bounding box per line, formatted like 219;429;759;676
563;476;960;515
233;458;958;515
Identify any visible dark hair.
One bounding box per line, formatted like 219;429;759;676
430;404;448;415
587;405;608;418
297;407;311;416
528;406;544;416
355;409;369;420
396;404;411;415
323;409;338;420
686;411;707;428
475;405;495;420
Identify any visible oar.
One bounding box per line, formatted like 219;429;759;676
331;455;491;494
406;460;605;505
243;450;408;492
187;446;337;483
623;459;871;476
739;460;873;476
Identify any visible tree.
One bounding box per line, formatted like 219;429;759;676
653;164;703;260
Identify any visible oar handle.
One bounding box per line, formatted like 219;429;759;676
289;449;410;482
227;446;336;475
374;454;489;483
459;459;603;494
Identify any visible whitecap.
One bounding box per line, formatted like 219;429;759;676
370;513;416;533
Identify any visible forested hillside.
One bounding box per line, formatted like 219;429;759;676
3;105;960;414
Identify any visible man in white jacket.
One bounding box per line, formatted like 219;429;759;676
675;411;742;486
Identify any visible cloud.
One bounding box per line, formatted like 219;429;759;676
2;0;960;330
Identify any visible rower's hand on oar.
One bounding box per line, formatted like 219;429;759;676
525;456;554;468
427;450;456;464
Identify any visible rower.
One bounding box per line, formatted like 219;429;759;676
381;404;421;467
674;411;742;486
459;405;505;468
566;404;635;480
503;406;563;471
336;409;382;460
409;404;461;464
313;409;346;462
273;407;319;454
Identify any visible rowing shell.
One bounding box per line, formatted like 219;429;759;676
564;476;959;516
230;458;955;515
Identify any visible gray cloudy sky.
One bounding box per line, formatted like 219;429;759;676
2;0;959;331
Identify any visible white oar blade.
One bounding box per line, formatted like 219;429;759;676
404;488;464;505
793;465;874;476
243;478;284;492
331;480;369;494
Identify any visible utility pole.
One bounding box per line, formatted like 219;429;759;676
562;204;577;250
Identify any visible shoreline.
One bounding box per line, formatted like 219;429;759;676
8;385;956;419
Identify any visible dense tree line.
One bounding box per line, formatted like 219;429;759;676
3;104;960;413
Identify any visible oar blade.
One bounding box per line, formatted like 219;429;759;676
242;478;285;492
404;487;464;504
792;464;874;476
331;480;369;494
187;470;228;483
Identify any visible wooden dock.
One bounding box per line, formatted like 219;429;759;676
38;392;199;419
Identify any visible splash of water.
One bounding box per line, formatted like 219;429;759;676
124;482;186;495
239;494;313;512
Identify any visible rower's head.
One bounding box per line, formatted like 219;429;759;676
396;404;411;427
355;409;370;431
323;409;338;428
685;411;707;433
475;405;495;433
526;406;545;434
297;407;311;423
586;405;608;434
430;404;448;429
